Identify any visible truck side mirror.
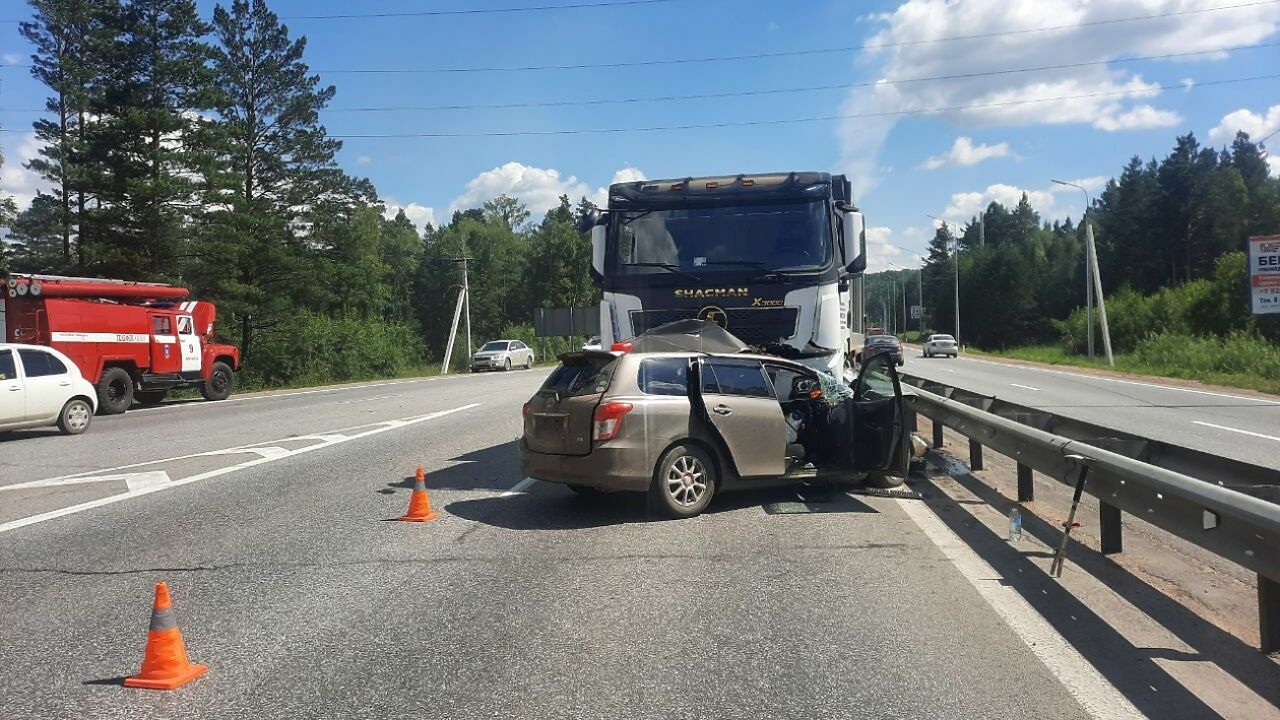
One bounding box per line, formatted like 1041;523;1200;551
590;224;606;282
841;208;867;273
577;209;600;234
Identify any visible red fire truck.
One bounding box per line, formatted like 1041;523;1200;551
2;275;240;414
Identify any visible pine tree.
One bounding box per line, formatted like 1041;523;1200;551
193;0;371;360
88;0;214;278
20;0;112;269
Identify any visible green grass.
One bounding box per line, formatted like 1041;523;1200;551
969;336;1280;396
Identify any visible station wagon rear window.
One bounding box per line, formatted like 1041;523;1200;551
541;355;617;397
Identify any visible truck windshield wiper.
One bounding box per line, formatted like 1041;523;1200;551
696;260;791;281
627;262;702;283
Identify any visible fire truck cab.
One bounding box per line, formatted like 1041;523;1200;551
2;275;240;415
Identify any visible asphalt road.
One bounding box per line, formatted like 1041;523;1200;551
0;367;1267;718
898;351;1280;469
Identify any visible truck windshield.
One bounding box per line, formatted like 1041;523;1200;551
612;199;831;275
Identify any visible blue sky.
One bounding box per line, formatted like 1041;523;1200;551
2;0;1279;269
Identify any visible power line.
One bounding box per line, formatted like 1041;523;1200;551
0;74;1273;139
292;42;1280;112
319;73;1280;138
279;0;690;21
0;0;693;24
1;0;1275;70
6;41;1262;115
297;0;1280;73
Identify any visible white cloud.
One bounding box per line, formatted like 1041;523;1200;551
1;135;47;212
1092;104;1182;132
450;162;596;216
356;154;372;166
840;0;1279;187
382;198;437;230
1208;105;1280;145
2;53;19;65
941;183;1057;221
865;226;910;272
1180;78;1196;93
450;162;646;216
1269;155;1280;178
922;136;1012;169
610;166;646;184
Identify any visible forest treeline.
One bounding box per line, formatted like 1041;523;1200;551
0;0;597;386
868;131;1279;359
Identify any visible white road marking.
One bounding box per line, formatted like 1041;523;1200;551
501;477;538;497
897;498;1144;720
1192;421;1280;443
0;404;482;534
0;470;171;492
1010;383;1042;391
124;370;519;414
336;394;400;405
962;356;1280;405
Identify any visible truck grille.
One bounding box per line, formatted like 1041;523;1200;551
629;307;800;346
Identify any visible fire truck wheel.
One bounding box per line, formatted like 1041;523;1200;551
134;390;167;406
96;367;134;415
202;361;234;401
57;398;93;435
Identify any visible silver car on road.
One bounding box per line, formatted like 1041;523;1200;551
471;340;535;372
519;346;911;518
923;334;958;358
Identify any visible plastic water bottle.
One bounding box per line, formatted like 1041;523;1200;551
1009;506;1023;543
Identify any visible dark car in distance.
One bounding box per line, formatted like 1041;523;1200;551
861;335;904;367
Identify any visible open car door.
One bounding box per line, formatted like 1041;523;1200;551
690;357;787;478
827;352;910;478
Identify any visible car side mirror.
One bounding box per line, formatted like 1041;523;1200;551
840;205;866;273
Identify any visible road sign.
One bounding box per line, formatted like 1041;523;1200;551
1249;235;1280;314
910;305;926;319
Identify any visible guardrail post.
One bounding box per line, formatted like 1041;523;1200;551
932;419;944;448
1100;501;1122;555
969;439;984;470
906;404;918;433
1261;574;1280;654
1017;463;1034;502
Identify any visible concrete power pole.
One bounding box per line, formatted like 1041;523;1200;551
1054;180;1112;365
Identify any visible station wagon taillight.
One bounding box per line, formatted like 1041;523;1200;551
592;402;634;442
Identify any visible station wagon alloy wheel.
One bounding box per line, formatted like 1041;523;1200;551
666;455;708;507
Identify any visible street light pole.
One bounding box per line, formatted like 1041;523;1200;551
927;214;962;344
1052;180;1113;366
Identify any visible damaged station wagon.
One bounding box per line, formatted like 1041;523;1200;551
519;321;912;518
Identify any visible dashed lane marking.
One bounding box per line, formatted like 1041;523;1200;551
1192;420;1280;443
1010;383;1042;391
0;404;482;534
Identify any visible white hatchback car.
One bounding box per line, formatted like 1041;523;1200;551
0;343;98;435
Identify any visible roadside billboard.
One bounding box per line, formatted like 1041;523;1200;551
1249;235;1280;315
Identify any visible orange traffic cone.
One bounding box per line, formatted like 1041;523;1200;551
397;466;438;522
123;581;207;690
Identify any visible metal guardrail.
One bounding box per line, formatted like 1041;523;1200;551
898;374;1280;653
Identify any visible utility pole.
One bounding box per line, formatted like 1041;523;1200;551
928;214;962;344
460;257;472;357
1053;180;1113;365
